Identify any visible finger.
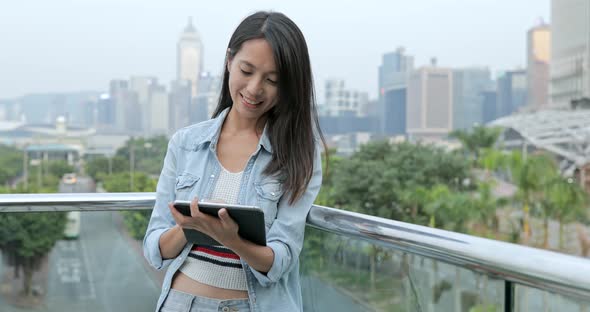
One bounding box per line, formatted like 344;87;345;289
190;197;200;217
168;203;184;223
218;208;237;227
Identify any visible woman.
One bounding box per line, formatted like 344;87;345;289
143;11;326;312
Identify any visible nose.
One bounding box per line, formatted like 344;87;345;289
246;77;264;97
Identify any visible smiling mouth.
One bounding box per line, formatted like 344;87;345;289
241;93;263;106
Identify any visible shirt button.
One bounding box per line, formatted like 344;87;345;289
222;307;230;312
210;174;215;178
271;192;275;196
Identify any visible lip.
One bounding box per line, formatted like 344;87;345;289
240;93;263;109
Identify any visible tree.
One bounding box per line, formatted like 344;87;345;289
102;172;157;239
0;144;23;186
478;148;508;175
423;184;474;233
85;156;129;182
330;141;472;289
470;181;507;239
116;136;168;176
450;126;502;162
543;177;588;249
508;151;556;243
0;183;66;297
46;160;74;178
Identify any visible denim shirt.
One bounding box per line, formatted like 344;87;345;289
143;108;323;312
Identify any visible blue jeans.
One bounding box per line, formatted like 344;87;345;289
160;289;251;312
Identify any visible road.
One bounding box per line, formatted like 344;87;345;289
0;177;160;312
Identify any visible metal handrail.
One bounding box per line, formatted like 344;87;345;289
1;192;590;306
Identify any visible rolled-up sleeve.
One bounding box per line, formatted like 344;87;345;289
143;132;179;270
250;145;323;286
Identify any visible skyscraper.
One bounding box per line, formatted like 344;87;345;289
453;67;493;129
169;80;192;131
406;61;453;139
177;17;203;99
109;80;134;131
324;79;368;117
193;72;221;123
497;70;527;117
378;47;414;135
129;76;158;133
148;84;169;135
550;0;590;108
527;21;551;109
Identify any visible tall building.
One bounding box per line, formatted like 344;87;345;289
109;80;141;131
324;79;368;117
550;0;590;108
95;93;115;129
378;47;414;135
527;21;551;109
383;88;406;135
406;61;453;139
169;80;192;132
497;70;527;118
481;90;498;123
129;76;158;133
193;72;221;123
149;84;169;135
177;17;203;99
452;67;493;129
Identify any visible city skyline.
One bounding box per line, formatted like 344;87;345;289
1;1;549;99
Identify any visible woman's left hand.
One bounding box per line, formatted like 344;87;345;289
169;197;241;246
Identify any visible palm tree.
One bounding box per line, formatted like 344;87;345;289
544;177;588;250
450;126;502;161
508;151;556;243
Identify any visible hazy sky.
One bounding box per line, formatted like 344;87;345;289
0;0;549;100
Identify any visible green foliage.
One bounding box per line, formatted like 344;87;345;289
331;141;472;224
123;210;153;240
101;171;157;240
450;126;502;160
544;177;588;223
0;184;67;295
423;184;474;232
46;160;74;178
116;136;168;176
85;156;129;182
0;144;23;185
0;212;67;260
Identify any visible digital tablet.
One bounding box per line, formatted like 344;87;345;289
172;200;266;246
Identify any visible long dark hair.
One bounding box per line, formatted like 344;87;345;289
212;11;326;205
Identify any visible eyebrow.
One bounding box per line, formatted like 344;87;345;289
239;60;277;75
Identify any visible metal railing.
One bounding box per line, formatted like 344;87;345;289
1;192;590;311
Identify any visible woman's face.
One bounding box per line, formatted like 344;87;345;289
227;38;279;123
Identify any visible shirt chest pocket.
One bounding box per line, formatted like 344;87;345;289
254;179;284;229
175;173;200;201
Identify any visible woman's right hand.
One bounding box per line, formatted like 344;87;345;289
167;197;241;247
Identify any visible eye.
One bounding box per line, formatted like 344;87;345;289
267;78;278;85
240;69;252;75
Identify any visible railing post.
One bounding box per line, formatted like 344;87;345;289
505;280;514;312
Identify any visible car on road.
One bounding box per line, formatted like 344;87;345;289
62;173;77;184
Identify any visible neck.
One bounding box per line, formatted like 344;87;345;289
223;108;265;136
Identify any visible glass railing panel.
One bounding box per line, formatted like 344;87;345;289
0;211;160;312
300;227;505;312
514;285;590;312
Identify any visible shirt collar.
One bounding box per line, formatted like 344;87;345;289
195;107;273;154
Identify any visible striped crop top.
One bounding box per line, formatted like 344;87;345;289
178;166;248;291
